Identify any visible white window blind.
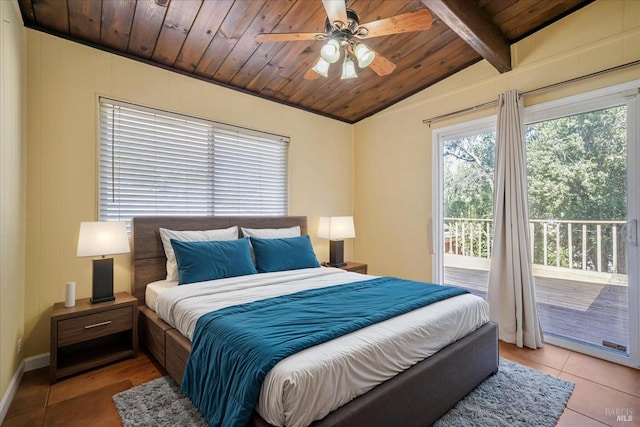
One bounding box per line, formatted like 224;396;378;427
99;98;288;223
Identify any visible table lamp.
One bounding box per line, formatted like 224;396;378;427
77;221;130;304
318;216;355;267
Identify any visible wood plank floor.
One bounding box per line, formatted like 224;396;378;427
2;345;639;426
445;266;630;351
1;351;164;427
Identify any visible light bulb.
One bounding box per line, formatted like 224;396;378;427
312;57;331;78
320;39;340;64
341;56;357;80
354;43;375;68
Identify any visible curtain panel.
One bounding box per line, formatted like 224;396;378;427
487;90;543;349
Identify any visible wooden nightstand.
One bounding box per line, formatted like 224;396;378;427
338;262;368;274
50;292;138;384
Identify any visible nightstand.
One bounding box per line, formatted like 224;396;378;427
338;262;368;274
50;292;138;384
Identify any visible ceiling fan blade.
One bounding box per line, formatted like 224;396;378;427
256;32;320;43
368;50;396;76
303;66;321;80
322;0;348;28
360;9;433;38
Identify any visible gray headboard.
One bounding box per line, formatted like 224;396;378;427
130;216;308;305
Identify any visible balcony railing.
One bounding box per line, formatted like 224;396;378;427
444;218;628;274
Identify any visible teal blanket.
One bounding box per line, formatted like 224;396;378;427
181;277;468;427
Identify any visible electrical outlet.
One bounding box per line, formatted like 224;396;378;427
17;337;22;355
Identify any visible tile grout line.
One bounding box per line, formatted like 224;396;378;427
559;359;640;400
567;372;640;400
559;349;572;372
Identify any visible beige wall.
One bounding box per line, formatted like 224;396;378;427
353;0;640;281
24;33;354;357
14;0;640;365
0;0;26;402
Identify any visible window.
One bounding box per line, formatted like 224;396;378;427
98;99;288;224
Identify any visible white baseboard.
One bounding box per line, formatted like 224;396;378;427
0;360;24;425
0;353;49;425
24;353;50;371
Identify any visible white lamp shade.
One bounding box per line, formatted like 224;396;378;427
312;57;331;78
354;43;375;68
318;216;356;240
341;57;358;79
320;39;340;63
77;221;130;257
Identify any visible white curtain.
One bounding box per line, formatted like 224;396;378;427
487;90;543;349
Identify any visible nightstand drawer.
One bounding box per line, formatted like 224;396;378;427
58;307;133;347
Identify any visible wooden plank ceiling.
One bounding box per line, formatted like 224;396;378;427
18;0;592;123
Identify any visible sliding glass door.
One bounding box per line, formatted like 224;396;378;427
524;89;639;366
432;83;639;367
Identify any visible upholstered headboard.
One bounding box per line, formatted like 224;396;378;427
130;216;308;305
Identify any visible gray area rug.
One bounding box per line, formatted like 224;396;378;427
432;358;574;427
113;358;574;427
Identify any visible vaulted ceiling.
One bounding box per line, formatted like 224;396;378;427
18;0;592;123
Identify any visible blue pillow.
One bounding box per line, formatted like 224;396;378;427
170;237;257;285
250;235;320;273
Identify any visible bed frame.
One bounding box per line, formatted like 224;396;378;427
131;215;499;427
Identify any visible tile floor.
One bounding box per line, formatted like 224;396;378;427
499;342;640;426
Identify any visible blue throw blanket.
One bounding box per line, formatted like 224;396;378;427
181;277;468;427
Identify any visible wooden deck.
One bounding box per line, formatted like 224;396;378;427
444;266;630;352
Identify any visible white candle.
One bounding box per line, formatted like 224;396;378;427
65;282;76;307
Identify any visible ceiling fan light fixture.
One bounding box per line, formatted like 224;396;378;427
341;56;358;80
320;39;341;63
312;57;331;78
354;43;375;68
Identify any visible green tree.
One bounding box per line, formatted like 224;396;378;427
443;105;627;272
526;106;626;221
443;132;495;220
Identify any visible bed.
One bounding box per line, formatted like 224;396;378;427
131;216;498;427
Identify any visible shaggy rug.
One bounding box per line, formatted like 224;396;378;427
113;358;574;427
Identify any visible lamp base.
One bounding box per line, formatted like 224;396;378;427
328;240;345;267
91;257;115;304
90;295;115;304
326;262;347;267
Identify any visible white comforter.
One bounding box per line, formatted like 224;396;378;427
155;267;489;427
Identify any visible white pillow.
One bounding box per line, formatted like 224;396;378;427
241;226;301;239
159;226;238;281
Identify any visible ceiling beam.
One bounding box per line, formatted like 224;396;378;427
422;0;511;73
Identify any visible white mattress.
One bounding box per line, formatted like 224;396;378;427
154;268;489;427
145;279;177;312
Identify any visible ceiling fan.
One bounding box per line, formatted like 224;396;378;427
255;0;433;80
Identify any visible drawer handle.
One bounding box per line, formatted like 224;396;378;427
84;320;112;329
